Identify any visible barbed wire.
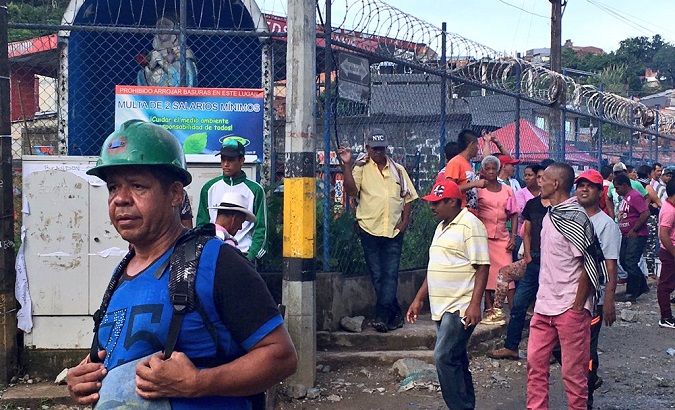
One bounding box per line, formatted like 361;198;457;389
9;0;675;134
319;0;675;136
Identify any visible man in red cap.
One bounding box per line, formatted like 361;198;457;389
497;155;522;193
567;169;619;409
406;180;489;410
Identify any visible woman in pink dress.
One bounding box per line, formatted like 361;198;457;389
476;155;517;325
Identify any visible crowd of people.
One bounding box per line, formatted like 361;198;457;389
340;127;674;410
65;120;675;409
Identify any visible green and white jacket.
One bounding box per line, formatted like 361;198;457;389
196;171;267;261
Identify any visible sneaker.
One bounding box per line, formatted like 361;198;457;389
488;347;519;360
371;318;389;333
480;308;506;326
387;313;404;331
658;318;675;329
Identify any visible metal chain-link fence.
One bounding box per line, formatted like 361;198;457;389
8;0;675;275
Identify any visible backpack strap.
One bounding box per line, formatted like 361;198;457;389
164;224;216;358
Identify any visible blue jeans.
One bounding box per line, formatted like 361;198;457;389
504;257;540;351
620;236;649;296
358;228;404;323
435;311;476;410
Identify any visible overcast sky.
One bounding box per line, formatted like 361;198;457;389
260;0;675;56
382;0;675;54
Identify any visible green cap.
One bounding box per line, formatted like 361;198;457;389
87;120;192;185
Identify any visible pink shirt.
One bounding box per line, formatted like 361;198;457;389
476;184;516;240
659;199;675;249
514;187;536;236
537;196;593;315
617;188;649;236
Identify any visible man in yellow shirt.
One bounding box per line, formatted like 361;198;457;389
339;129;418;332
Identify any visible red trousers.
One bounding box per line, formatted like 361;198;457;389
527;309;591;410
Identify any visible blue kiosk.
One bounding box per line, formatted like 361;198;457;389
60;0;270;156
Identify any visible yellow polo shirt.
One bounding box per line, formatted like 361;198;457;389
427;208;490;321
353;159;418;238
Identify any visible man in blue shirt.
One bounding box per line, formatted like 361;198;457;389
66;120;296;409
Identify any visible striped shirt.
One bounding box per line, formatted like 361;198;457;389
427;208;490;321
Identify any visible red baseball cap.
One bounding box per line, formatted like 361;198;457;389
575;169;603;186
498;155;520;166
422;180;463;202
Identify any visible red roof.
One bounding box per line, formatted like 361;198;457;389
477;119;597;165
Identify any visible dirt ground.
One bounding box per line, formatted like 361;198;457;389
277;278;675;410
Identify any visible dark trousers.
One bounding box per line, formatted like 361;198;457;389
552;308;603;410
503;257;540;351
658;249;675;320
435;311;476;410
620;235;649;296
358;227;404;323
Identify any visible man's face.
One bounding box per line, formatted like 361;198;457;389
429;198;457;222
652;166;662;180
365;145;387;165
503;163;515;178
106;166;182;247
539;168;556;199
628;169;638;180
662;173;673;184
615;183;630;196
575;180;600;208
221;156;245;177
221;213;246;235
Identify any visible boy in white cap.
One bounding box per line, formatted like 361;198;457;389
210;192;257;247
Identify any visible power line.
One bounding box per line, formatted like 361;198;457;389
496;0;548;19
585;0;659;38
585;0;675;39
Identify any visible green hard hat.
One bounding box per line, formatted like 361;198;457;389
87;120;192;186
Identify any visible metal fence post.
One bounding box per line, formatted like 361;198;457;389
261;40;274;188
439;22;447;164
655;105;660;163
0;0;18;383
598;84;604;167
560;69;567;163
322;0;332;272
515;56;521;161
629;95;634;163
179;0;187;86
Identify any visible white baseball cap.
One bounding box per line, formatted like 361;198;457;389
208;192;256;222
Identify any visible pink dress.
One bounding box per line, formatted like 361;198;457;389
476;184;517;290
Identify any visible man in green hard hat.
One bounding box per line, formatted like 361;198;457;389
66;120;296;408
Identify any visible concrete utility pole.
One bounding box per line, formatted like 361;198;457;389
0;0;18;383
282;0;317;387
549;0;563;160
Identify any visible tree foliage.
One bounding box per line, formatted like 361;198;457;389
8;0;68;42
562;34;675;97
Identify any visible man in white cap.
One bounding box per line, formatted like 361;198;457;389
210;192;257;247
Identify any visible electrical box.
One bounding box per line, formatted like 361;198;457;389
21;155;257;349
